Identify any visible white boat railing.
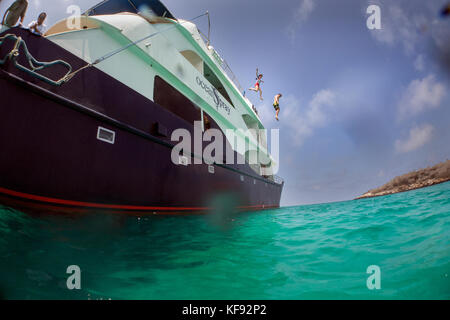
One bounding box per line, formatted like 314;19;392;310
198;28;260;119
273;175;285;185
198;29;244;95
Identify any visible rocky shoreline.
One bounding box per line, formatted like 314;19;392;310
356;160;450;200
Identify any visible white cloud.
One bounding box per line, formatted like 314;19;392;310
414;54;425;72
306;89;336;127
368;3;396;46
287;0;316;42
398;74;446;119
295;0;316;23
431;17;450;53
395;124;434;153
367;2;428;55
267;90;336;147
367;0;450;75
33;0;42;9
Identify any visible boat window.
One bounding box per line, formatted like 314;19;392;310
203;113;211;131
242;114;260;141
180;50;204;74
203;110;225;132
97;127;115;144
202;111;231;164
203;63;234;107
154;76;201;124
179;50;234;108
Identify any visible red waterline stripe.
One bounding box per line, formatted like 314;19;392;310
0;187;275;211
0;187;206;211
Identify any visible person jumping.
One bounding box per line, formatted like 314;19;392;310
273;93;282;121
248;68;264;101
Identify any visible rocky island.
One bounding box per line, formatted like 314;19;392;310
356;160;450;200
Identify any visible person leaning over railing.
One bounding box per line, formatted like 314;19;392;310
2;0;28;27
28;12;47;36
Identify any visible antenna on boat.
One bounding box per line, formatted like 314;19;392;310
207;11;211;47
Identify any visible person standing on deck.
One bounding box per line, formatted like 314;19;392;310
273;93;282;121
2;0;28;27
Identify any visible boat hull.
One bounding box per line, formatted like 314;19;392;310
0;28;283;215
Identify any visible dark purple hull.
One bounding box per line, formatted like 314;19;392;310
0;28;283;215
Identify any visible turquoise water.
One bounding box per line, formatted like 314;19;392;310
0;182;449;300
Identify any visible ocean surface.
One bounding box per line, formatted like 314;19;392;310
0;182;449;300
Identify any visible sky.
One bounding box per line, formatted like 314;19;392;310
1;0;449;206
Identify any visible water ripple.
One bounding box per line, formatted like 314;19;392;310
0;182;449;299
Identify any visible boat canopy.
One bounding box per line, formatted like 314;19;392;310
84;0;176;20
